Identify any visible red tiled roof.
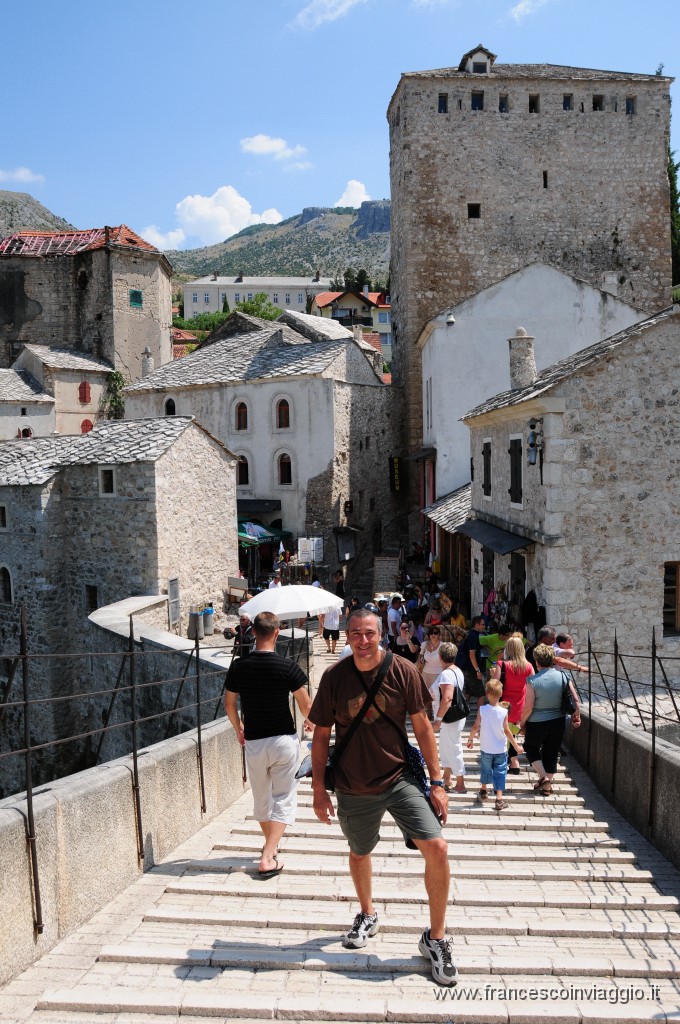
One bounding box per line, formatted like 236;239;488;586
171;328;200;342
383;372;392;384
314;291;343;307
173;344;194;359
362;332;382;352
0;225;159;257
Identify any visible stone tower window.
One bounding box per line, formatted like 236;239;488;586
482;440;492;498
467;203;481;219
499;95;509;113
164;398;176;416
529;94;540;114
543;171;548;189
98;466;116;496
626;96;637;115
663;562;680;636
0;505;7;530
129;289;143;308
508;437;523;505
85;585;99;614
563;94;573;111
592;95;604;111
471;91;484;111
237;456;249;486
438;93;448;113
0;567;12;605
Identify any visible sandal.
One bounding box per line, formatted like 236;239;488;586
494;798;507;811
533;777;548;790
478;788;488;800
539;783;553;796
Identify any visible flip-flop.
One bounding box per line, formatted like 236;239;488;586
257;855;284;879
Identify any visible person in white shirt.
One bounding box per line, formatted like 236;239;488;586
467;679;523;811
268;571;282;589
322;604;341;654
432;643;467;793
387;596;403;647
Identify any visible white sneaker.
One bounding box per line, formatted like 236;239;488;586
342;911;379;948
418;928;458;986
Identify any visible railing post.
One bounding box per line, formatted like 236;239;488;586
20;602;44;934
612;631;618;796
194;630;207;814
128;616;145;861
586;632;592;769
650;627;656;828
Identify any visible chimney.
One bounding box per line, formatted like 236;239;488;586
236;270;244;283
508;327;537;389
141;346;154;377
363;284;369;296
211;271;217;281
352;324;363;344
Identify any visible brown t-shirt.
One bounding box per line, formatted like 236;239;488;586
309;652;432;794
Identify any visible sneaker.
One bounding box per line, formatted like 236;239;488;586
342;911;380;948
418;928;458;986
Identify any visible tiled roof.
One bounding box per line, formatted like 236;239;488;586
464;306;678;420
171;328;199;342
0;369;54;404
0;417;197;486
0;225;159;257
401;63;672;83
277;309;354;342
188;275;332;288
173;344;193;360
18;344;112;372
314;290;386;309
422;483;471;534
124;315;352;393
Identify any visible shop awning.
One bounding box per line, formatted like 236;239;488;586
422;483;471;535
456;519;533;554
237;499;282;514
404;447;436;462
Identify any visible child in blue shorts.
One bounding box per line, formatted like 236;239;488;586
467;679;523;811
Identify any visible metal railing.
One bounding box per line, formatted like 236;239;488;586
0;604;310;937
569;630;680;828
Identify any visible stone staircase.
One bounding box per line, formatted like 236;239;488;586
3;638;680;1022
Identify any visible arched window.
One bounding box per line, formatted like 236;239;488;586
164;398;176;416
235;402;248;430
0;567;12;605
278;453;292;485
81;419;94;434
17;427;32;439
78;380;91;404
276;399;290;429
237;456;249;486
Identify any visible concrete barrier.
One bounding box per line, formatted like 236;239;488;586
0;717;246;985
567;706;680;871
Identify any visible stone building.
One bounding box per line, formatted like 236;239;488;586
0;368;54;439
0;226;173;380
0;417;239;793
459;305;680;651
183;273;331;319
12;344;112;435
388;44;674;458
124;310;401;588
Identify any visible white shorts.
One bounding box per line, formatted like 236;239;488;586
439;718;466;776
244;733;300;825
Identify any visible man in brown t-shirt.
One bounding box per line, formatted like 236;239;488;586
308;608;457;987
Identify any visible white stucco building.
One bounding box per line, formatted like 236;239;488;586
183;274;332;319
0;369;55;440
12;345;113;436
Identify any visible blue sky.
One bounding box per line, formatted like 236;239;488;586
1;0;677;251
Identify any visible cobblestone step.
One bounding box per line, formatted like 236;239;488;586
229;821;623;845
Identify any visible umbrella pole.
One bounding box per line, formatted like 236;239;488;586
291;619;295;664
305;613;311;689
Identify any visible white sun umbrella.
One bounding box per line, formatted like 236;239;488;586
239;584;343;620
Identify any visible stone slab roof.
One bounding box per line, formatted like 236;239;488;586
400;63;672;83
463;306;677;420
18;344;113;373
124;316;351;393
422;483;471;533
0;369;54;404
0;225;159;257
277;309;354;342
0;417;199;486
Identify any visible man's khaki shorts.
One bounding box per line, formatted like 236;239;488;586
335;773;442;855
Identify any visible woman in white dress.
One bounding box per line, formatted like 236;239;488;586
418;626;445;717
432;642;467;793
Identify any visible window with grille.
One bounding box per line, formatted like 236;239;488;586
0;567;12;604
0;506;6;530
129;289;143;308
663;563;680;637
78;380;91;403
438;93;448;113
99;466;116;496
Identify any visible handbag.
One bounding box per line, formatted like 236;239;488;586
296;652;394;792
441;682;469;724
561;672;578;715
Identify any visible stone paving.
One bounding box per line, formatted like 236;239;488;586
2;637;680;1022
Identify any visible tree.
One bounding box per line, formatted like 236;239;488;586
355;268;371;292
657;63;679;285
101;371;126;420
222;295;230;314
172;311;230;332
234;292;282;320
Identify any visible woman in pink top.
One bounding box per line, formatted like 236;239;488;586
491;636;533;775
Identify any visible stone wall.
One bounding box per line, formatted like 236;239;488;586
389;68;673;457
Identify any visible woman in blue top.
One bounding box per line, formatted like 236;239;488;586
518;643;580;796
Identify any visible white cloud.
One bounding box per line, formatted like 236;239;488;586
335;179;371;208
142;185;283;250
509;0;548;21
241;133;307;162
289;0;368;30
0;166;45;184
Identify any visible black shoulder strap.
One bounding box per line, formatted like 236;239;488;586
349;652;407;745
333;652;393;764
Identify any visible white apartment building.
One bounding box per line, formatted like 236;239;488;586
183;274;332;318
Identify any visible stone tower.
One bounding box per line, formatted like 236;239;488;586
388;45;674;456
